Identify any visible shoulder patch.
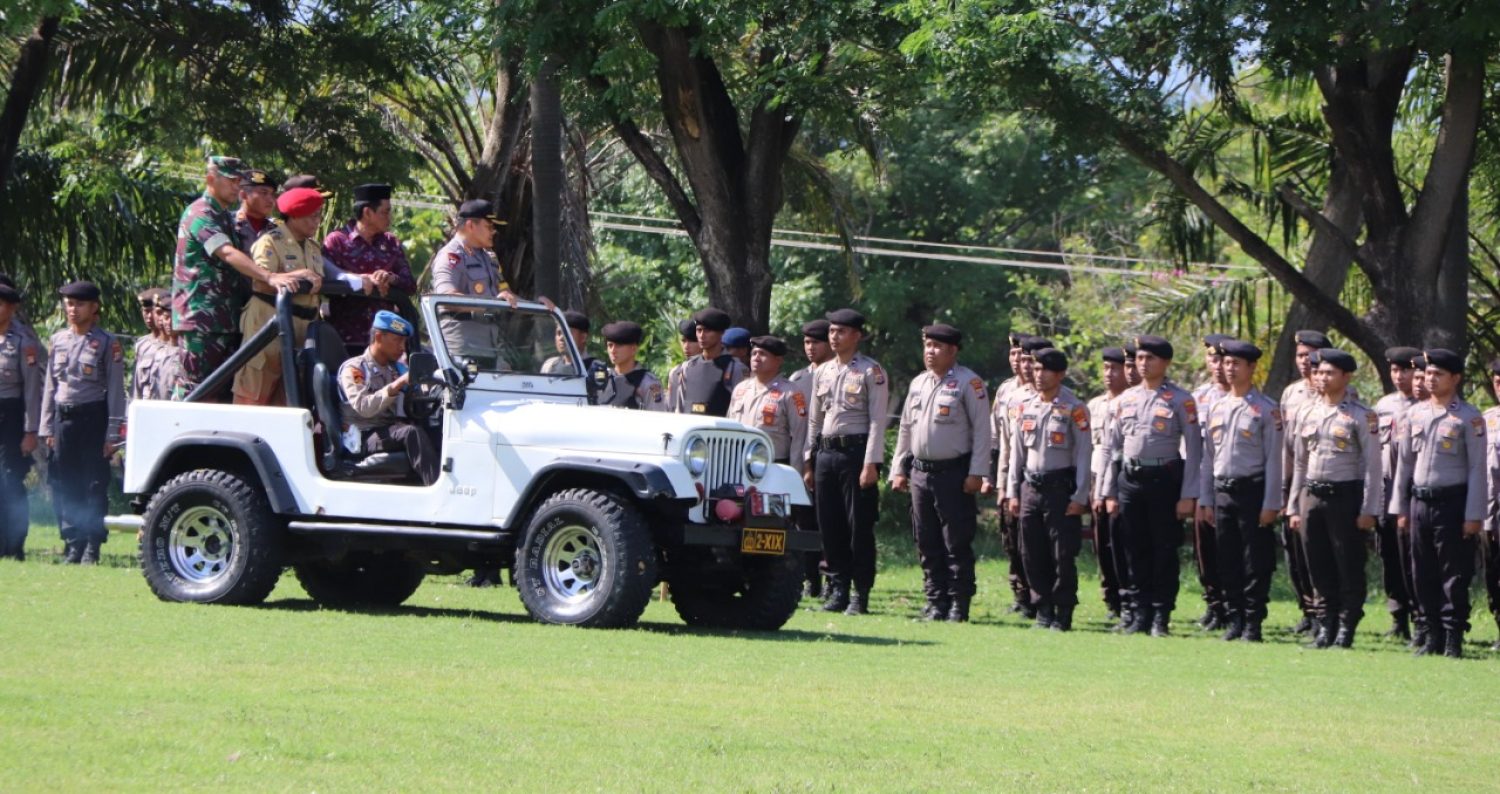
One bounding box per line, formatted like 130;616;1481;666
1072;405;1089;431
791;390;807;417
1183;397;1198;424
447;251;460;265
110;339;123;362
871;365;886;386
969;377;986;400
349;366;365;385
1473;417;1486;436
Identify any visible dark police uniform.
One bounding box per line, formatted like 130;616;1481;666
805;309;889;614
891;325;990;622
1101;336;1201;635
1006;349;1091;630
669;309;748;417
598;321;666;411
0;285;45;560
1389;350;1487;657
39;282;126;564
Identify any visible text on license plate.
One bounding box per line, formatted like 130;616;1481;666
741;528;786;555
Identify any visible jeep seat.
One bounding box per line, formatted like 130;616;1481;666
299;321;416;483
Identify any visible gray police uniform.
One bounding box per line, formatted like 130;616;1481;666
0;320;45;559
891;366;991;609
1190;382;1230;622
668;353;748;417
1389;399;1487;638
990;378;1033;609
39;326;126;556
729;376;808;472
1481;407;1500;639
1288;396;1382;631
787;362;824;588
805;354;890;593
1374;390;1420;628
1087;390;1126;615
149;343;188;401
430;235;509;364
1101;380;1202;619
337;350;439;486
1199;388;1283;625
130;334;162;400
1278;378;1321;620
1006;388;1092;617
601;367;668;411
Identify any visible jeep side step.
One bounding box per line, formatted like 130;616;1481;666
287;520;512;545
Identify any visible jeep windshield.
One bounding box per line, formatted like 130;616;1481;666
431;298;579;376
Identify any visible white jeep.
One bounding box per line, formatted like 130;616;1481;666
108;288;816;630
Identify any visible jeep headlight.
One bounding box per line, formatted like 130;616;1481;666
684;437;709;476
745;439;770;481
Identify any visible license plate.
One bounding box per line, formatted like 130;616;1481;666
741;528;786;555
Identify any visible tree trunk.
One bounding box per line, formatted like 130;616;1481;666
530;59;563;304
0;16;60;194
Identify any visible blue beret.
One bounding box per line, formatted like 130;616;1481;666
372;310;412;337
723;327;751;348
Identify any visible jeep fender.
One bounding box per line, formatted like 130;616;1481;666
139;432;301;515
501;456;693;529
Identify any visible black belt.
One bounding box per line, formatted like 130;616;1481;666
1025;467;1077;491
1305;480;1361;498
912;456;967;474
1411;484;1465;501
1215;475;1265;492
822;434;868;451
57;401;106;418
254;292;320;320
1126;456;1180;470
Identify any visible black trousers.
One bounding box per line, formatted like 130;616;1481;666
1482;529;1500;631
999;505;1030;605
1410;490;1476;634
1019;481;1082;609
1375;478;1417;621
1298;487;1367;626
1193;512;1221;614
0;398;30;559
909;466;977;600
1091;502;1122;613
52;401;110;546
1211;479;1276;622
364;423;440;486
1115;461;1184;613
814;446;879;590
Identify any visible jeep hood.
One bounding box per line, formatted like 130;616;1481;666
467;401;761;457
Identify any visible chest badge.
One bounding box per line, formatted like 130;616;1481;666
473;282;486;294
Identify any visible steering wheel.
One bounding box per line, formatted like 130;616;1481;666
404;370;446;421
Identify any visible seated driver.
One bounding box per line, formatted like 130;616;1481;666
337;310;439;486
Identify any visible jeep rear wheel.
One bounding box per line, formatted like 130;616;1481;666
670;552;803;631
514;488;656;628
294;552;426;608
140;469;283;605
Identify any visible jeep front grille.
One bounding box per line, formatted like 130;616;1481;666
701;433;748;493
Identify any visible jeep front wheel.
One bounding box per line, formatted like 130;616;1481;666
670;552;803;631
140;469;284;605
294;552;426;608
514;488;656;628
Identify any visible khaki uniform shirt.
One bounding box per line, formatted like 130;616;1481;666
338;350;408;432
39;326;127;442
0;320;46;433
1199;388;1284;511
1389;398;1487;522
1288;395;1383;517
1087;391;1125;502
430;235;510;361
130;335;162;400
1006;388;1092;504
805;353;890;466
1483;407;1500;532
1101;380;1202;500
891;366;991;479
728;376;809;473
987;376;1022;483
1375;391;1418;483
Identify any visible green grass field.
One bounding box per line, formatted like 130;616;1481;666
3;522;1499;791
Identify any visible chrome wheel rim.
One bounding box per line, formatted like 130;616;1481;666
541;525;604;603
168;505;235;584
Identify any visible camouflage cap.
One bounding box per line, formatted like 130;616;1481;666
208;156;246;178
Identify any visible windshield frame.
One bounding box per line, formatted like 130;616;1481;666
418;295;585;384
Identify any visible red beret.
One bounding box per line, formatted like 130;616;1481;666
277;187;325;218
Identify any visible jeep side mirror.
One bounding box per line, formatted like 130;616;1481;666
408;351;438;384
586;359;610;405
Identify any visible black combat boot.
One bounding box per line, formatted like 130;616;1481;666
1149;610;1170;638
1311;616;1335;649
1051;605;1074;632
947;596;970;623
821;580;850;613
1290;614;1314;636
921;597;951;622
466;567;502;587
1443;629;1464;659
1199;606;1223;632
79;541;100;565
62;540;82;565
1033;604;1054;629
1241;621;1263;642
1414;625;1444;656
844;585;869;616
801;577;823;600
1384;613;1411;642
1221;613;1245;642
1334;618;1357;649
1113;606;1136;633
1126;606;1153;635
1410;618;1429;650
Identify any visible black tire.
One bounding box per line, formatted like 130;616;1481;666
670;552;803;631
139;469;284;605
514;488;656;628
293;552;426;608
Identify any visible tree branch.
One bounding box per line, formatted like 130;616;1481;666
588;76;701;239
1404;52;1484;282
1275;182;1376;281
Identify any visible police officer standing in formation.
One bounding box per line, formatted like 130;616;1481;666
146;293;186;401
1103;335;1201;636
0;282;44;560
130;289;162;401
805;309;889;615
1198;340;1282;641
727;336;807;475
723;327;752;368
1279;329;1331;634
1007;347;1091;630
790;318;832;598
1191;334;1232;630
890;324;990;622
39;282;126;564
986;333;1041;618
1088;347;1128;622
669;308;748;417
1482;360;1500;651
1287;349;1382;648
598;321;667;410
337;311;440;487
1391;349;1487;658
1374;346;1422;640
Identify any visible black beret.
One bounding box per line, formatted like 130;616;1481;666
1134;335;1173;359
825;308;865;330
1489;358;1500;377
1100;347;1126;364
749;335;788;356
678;318;699;342
1217;340;1262;363
1033;348;1068;372
137;288;158;306
148;287;170;304
353;183;392;203
561;310;590;333
1424;348;1463;374
1124;340;1138;356
1384;346;1421;368
601;321;643;345
691;307;731;331
1007;332;1027;348
1316;348;1357;373
1294;330;1331;349
801;319;830;342
1021;336;1054;354
1410;353;1426;370
1202;333;1231;348
281;173;331;197
457;199;503;224
59;281;101;301
922;323;962;347
0;284;19;304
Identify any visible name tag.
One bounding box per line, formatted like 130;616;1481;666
692;403;707;414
